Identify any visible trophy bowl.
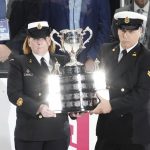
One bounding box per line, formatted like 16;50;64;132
50;27;93;66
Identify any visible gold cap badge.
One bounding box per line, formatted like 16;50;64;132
37;23;42;29
124;17;130;24
16;97;23;107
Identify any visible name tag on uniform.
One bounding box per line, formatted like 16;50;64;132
0;19;10;41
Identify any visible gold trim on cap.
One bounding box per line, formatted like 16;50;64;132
16;97;23;107
124;17;130;24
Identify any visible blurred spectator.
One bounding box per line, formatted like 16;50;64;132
6;0;15;19
0;0;6;19
124;0;132;6
0;0;44;63
0;0;9;75
109;0;120;20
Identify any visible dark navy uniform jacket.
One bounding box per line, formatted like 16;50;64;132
7;53;70;141
97;42;150;144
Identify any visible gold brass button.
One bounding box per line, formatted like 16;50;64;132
121;88;125;92
121;114;124;117
16;97;23;106
38;93;42;96
39;115;43;119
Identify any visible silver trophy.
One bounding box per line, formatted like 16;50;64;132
47;27;103;113
50;27;93;66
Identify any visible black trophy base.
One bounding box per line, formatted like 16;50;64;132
59;65;99;112
61;98;99;113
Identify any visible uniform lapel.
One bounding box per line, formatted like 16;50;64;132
25;53;42;77
111;45;120;66
102;44;120;84
105;45;120;73
113;44;141;79
26;53;56;74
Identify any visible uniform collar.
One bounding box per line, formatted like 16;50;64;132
32;51;50;66
119;42;138;54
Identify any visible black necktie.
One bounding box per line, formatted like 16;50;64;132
121;49;127;60
137;8;144;14
119;49;127;62
40;57;50;73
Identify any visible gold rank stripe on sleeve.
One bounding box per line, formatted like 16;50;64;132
16;97;24;106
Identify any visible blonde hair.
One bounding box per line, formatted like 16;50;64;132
23;36;56;54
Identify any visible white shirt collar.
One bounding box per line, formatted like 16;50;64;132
32;51;50;66
134;1;149;14
119;42;138;54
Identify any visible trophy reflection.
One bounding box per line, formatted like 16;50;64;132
50;27;93;66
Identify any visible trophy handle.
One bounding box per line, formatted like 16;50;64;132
82;26;93;48
50;29;63;51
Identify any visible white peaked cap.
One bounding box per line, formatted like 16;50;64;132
28;21;49;29
114;11;147;22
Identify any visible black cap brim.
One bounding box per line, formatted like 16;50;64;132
27;27;50;39
117;18;143;30
118;25;140;30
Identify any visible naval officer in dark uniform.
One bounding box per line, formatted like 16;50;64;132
7;21;70;150
92;11;150;150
